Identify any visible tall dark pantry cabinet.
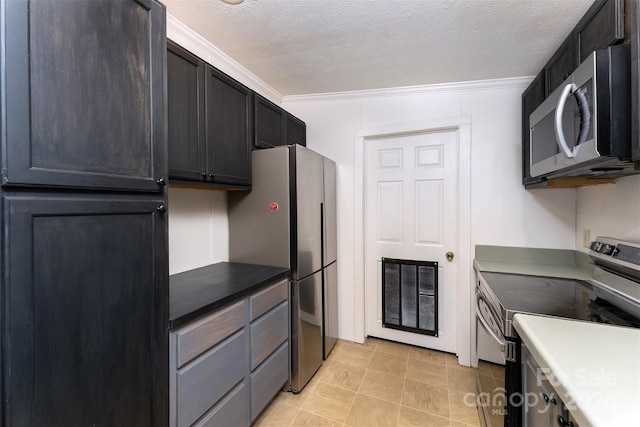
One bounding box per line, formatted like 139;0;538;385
0;0;168;425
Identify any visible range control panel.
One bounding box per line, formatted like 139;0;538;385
590;237;640;267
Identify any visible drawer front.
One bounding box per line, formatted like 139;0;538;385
176;300;245;368
250;301;288;370
195;382;248;427
250;342;289;421
177;331;245;427
249;279;288;321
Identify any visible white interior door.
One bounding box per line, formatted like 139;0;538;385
365;129;458;353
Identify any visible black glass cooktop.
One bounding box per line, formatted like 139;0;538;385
480;272;596;321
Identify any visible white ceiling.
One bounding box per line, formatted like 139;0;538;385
163;0;594;96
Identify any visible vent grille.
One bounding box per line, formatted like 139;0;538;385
382;258;438;336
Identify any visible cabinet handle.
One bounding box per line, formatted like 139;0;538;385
156;178;167;186
209;173;216;179
557;415;574;427
201;172;207;178
156;204;167;213
543;394;557;405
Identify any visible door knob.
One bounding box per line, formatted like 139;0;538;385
446;252;454;261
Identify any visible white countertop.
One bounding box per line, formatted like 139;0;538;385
513;314;640;427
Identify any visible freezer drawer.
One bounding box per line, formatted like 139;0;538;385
323;261;338;359
290;271;323;392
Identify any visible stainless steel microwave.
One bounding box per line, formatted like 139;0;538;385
529;44;631;178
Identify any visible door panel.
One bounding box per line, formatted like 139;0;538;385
3;194;168;426
285;113;306;146
322;157;337;265
293;145;323;279
3;0;166;192
167;40;206;181
228;147;291;268
254;94;285;149
365;129;458;353
290;271;323;392
205;65;252;185
323;262;339;359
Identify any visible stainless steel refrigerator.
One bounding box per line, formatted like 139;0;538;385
228;144;338;393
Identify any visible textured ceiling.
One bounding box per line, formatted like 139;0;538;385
163;0;594;96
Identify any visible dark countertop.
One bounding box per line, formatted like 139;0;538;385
169;262;289;329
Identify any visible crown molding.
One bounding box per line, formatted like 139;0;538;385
166;13;283;105
283;76;533;103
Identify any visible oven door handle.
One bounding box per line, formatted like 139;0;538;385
475;290;506;348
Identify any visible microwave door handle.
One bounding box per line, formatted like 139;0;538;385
574;88;591;149
554;83;579;158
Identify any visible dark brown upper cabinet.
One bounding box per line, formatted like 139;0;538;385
254;93;307;149
167;40;206;182
254;93;286;149
629;0;640;164
522;71;546;187
2;0;167;192
285;112;307;147
524;0;632;187
544;0;624;96
167;43;251;189
544;34;576;95
575;0;625;64
204;65;252;187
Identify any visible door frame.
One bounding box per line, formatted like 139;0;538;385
353;115;473;366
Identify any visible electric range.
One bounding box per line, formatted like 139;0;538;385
475;237;640;427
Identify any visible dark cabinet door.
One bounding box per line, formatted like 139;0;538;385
575;0;624;64
167;40;206;182
522;71;547;187
2;0;166;192
629;0;640;163
3;194;168;426
205;66;252;186
544;34;576;95
254;94;286;149
545;0;624;96
285;113;307;147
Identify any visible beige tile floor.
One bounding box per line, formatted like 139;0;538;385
476;359;507;427
253;337;483;427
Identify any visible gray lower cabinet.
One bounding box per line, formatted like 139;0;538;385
522;344;579;427
170;279;289;426
250;342;289;421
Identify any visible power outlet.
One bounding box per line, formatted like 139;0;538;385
583;229;591;248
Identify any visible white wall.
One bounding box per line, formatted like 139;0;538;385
168;188;229;275
283;80;577;354
575;174;640;250
461;88;577;249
